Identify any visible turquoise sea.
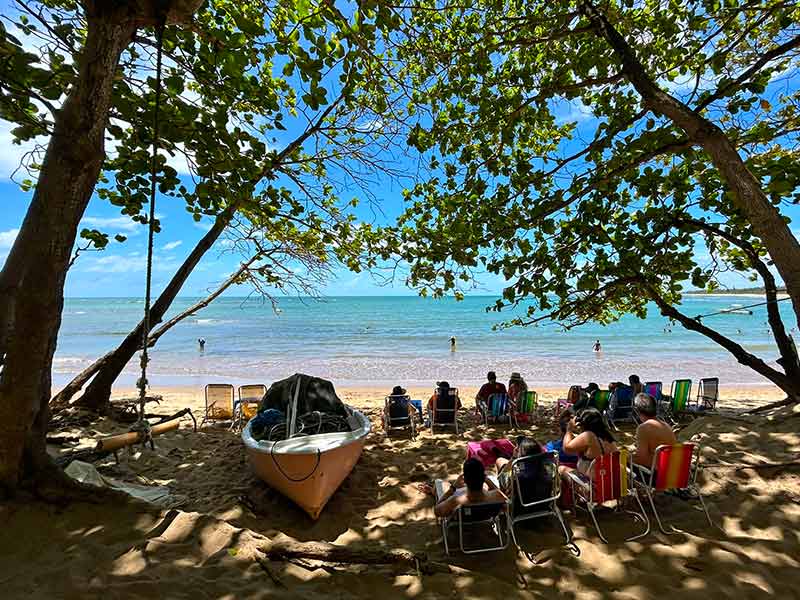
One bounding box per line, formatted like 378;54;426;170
54;295;797;390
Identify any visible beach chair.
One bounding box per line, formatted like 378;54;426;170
592;389;611;412
643;381;662;403
435;478;510;555
383;394;417;439
507;452;572;548
691;377;719;413
480;393;512;427
429;388;461;434
606;386;635;429
232;384;266;430
633;443;713;535
566;450;649;543
512;390;538;428
555;385;582;422
660;379;692;422
201;383;235;427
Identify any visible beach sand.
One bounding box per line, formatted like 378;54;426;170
2;384;799;599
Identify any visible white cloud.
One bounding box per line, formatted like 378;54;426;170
0;228;19;250
194;221;214;232
162;240;183;251
81;216;142;232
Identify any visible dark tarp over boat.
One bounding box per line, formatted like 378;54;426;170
259;373;348;418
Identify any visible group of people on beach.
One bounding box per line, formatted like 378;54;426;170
433;390;677;518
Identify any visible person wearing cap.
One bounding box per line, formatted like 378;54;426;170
475;372;506;416
507;372;528;405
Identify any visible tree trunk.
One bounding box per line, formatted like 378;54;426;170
72;208;236;412
646;285;800;401
579;0;800;330
0;0;202;495
0;15;139;494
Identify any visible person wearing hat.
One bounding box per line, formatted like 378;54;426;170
507;372;528;406
387;385;417;424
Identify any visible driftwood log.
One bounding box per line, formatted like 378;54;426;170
258;541;452;575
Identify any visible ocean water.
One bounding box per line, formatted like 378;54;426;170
54;295;797;390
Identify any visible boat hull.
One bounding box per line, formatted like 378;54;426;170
242;409;370;519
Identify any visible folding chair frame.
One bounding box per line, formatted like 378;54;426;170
511;390;538;429
429;388;461;435
690;377;720;414
507;452;572;548
201;383;234;428
606;387;636;430
440;500;511;555
479;393;513;427
383;394;417;439
568;453;649;543
634;444;713;535
660;379;693;424
232;383;266;431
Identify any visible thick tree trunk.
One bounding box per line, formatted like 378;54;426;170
0;15;138;494
580;0;800;330
0;0;202;495
73;208;236;412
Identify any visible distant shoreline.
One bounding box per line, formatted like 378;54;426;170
686;292;789;299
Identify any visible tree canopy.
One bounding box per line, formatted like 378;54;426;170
380;0;800;397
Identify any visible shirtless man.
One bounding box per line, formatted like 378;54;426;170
633;393;677;469
434;457;507;518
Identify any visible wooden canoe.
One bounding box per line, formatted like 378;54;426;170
241;409;370;519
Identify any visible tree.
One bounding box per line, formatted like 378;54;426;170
381;0;800;399
0;0;398;493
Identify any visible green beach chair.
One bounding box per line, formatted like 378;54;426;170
592;389;611;412
660;379;692;422
512;390;537;428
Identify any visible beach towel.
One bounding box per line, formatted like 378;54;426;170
466;439;515;467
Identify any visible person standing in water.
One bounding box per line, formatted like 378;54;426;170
449;336;457;351
198;338;206;351
592;339;601;353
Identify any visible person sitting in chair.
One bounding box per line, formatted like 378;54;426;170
507;372;528;405
545;408;579;467
387;385;416;423
428;380;459;412
495;436;543;493
475;371;506;416
632;393;677;470
435;457;508;518
628;374;644;396
558;408;617;479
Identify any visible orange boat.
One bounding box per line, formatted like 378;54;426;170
241;409;371;519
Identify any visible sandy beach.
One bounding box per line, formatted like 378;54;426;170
2;382;799;598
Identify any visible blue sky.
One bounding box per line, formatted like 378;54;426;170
1;5;798;300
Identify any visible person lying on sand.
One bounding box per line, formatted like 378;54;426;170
632;392;677;470
558;408;617;479
434;458;508;518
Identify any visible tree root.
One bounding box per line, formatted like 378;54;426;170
258;540;452;575
745;397;798;414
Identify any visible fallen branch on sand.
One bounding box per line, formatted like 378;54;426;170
258;541;452;575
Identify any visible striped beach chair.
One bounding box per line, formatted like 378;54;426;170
661;379;692;422
567;450;649;543
512;390;538;428
643;381;662;403
201;383;234;427
481;393;512;426
634;443;713;534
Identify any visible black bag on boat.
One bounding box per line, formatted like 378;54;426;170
259;373;349;419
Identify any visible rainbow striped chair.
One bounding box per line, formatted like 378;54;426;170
512;390;538;427
480;393;512;426
634;443;713;534
567;450;649;543
660;379;692;423
643;381;662;403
